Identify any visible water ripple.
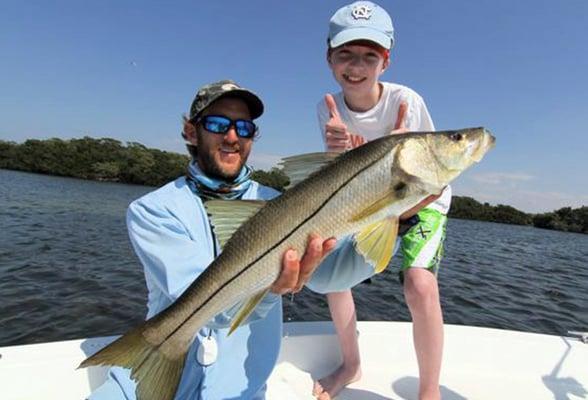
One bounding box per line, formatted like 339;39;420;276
1;169;587;346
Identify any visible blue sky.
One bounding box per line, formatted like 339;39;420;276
1;0;587;213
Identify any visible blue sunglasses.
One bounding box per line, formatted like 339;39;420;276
194;115;258;139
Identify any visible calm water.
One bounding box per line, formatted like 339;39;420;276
1;169;587;346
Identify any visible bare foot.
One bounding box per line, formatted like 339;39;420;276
419;387;441;400
312;364;362;399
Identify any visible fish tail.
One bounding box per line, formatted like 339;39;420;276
79;328;185;400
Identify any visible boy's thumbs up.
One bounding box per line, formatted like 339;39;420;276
323;93;366;152
391;101;409;134
325;93;341;121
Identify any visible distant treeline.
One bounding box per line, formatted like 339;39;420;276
1;137;586;234
0;137;290;189
449;197;587;234
0;137;189;186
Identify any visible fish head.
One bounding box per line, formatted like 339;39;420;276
394;127;495;190
428;127;495;170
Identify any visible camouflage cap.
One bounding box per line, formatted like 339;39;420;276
189;79;264;121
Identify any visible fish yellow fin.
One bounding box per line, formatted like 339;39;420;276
278;152;339;188
205;199;266;249
79;327;185;400
228;288;270;336
350;176;412;223
354;217;399;273
351;188;397;223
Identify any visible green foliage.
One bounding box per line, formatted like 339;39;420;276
492;204;533;225
0;137;189;187
450;196;586;234
91;161;121;181
0;141;18;169
533;206;588;234
0;136;288;191
251;167;290;192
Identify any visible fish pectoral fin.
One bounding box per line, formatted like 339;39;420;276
79;327;185;400
350;187;399;223
205;199;266;249
354;217;399;273
228;288;270;336
279;152;339;188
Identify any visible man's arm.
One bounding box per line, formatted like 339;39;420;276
127;199;213;304
127;198;283;326
128;197;337;324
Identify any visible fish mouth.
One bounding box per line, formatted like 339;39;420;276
486;130;497;148
470;129;496;162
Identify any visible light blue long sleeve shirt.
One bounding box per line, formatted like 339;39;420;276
89;176;377;400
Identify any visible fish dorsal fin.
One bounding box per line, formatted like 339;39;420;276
228;288;270;335
205;199;266;249
354;217;399;273
279;152;340;188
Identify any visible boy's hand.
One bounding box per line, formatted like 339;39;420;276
271;234;337;294
324;94;365;152
390;101;409;134
399;193;442;221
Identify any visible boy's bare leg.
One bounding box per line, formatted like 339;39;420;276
404;268;443;400
313;290;362;399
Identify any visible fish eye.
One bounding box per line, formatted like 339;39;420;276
450;133;463;141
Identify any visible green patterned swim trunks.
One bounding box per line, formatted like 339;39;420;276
400;207;447;275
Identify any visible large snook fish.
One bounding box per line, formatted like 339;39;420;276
80;127;495;400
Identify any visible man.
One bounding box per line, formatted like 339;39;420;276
89;80;336;399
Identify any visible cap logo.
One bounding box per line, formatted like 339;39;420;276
351;4;373;20
221;83;238;91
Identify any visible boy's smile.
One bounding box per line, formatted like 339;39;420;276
342;73;367;85
328;42;389;110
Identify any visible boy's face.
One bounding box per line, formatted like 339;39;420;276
328;42;389;96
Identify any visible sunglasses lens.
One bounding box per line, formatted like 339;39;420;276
235;120;256;138
203;116;231;134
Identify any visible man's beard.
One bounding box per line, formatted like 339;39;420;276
196;133;244;182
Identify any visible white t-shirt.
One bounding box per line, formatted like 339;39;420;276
317;81;451;214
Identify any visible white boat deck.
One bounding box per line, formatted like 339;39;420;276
0;321;587;399
268;322;588;399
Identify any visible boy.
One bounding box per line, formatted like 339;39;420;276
313;3;451;400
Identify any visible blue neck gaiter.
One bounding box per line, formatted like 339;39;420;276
186;161;253;200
